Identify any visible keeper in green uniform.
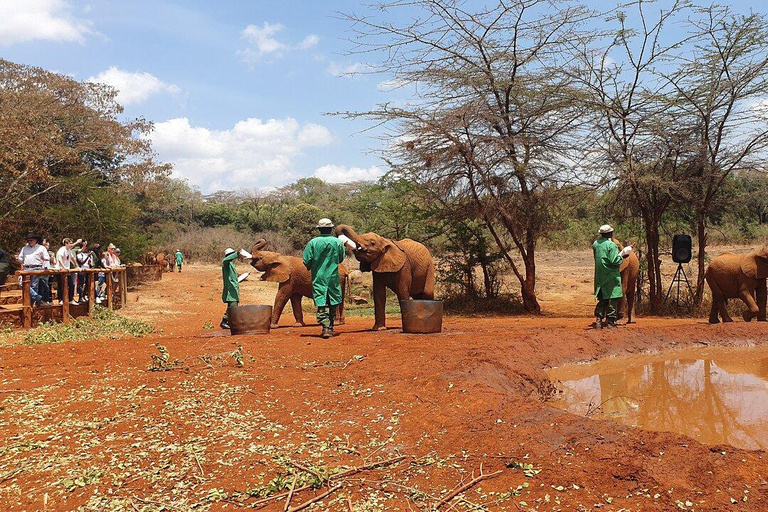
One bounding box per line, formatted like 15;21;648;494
303;218;346;339
593;224;633;329
175;250;183;273
220;247;252;330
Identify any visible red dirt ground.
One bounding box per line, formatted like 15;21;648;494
2;264;768;511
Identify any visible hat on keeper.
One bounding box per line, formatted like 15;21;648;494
598;224;614;234
316;218;334;228
224;248;236;256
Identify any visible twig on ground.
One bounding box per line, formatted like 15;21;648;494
284;473;298;512
251;455;407;508
346;495;354;512
0;468;24;485
193;452;204;477
291;460;323;481
288;484;341;512
433;468;503;510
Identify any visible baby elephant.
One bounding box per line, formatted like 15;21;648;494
705;246;768;323
249;239;348;328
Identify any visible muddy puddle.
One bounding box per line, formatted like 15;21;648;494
547;345;768;450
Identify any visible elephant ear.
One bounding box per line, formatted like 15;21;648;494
371;240;406;273
741;251;768;279
263;257;291;283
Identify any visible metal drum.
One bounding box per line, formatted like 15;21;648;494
400;300;443;334
228;305;272;335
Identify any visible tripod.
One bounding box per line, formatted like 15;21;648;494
664;262;693;307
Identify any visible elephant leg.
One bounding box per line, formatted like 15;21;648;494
718;300;733;323
335;278;346;325
626;290;635;324
708;299;720;324
290;295;305;327
372;278;388;331
739;287;760;322
757;278;767;322
272;285;292;328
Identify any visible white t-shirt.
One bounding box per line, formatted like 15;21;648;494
56;246;74;270
76;250;91;269
18;244;48;267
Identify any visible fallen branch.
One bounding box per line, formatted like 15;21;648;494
331;454;408;481
291;460;323;481
288;484;341;512
251;455;407;508
284;473;298;512
433;469;502;510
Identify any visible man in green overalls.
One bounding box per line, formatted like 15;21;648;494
593;224;633;329
175;249;183;273
303;218;346;339
220;247;252;330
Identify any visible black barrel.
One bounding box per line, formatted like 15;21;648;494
400;300;443;334
228;305;272;335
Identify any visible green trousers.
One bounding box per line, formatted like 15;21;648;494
594;291;619;323
316;304;337;329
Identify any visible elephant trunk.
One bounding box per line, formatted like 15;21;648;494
335;225;364;249
252;238;268;251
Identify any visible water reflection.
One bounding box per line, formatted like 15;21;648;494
547;346;768;450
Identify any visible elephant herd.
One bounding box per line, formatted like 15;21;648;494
242;225;767;329
249;225;435;330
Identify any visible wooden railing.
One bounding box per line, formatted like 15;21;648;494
14;267;127;328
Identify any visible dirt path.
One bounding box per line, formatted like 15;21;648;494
1;264;768;511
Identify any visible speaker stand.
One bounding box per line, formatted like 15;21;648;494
664;263;693;308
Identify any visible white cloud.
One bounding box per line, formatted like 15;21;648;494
326;61;371;78
238;22;319;64
150;117;335;192
0;0;94;46
313;164;384;183
87;67;180;106
297;34;319;50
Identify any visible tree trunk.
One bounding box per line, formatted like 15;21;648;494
521;236;541;314
694;212;707;306
643;215;663;313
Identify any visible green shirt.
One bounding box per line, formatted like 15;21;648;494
221;252;239;303
302;234;345;307
593;237;624;299
175;251;183;264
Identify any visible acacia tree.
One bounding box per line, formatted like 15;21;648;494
570;0;695;312
0;59;169;250
342;0;596;312
661;6;768;304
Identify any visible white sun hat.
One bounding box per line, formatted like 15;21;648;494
316;218;334;228
598;224;614;234
224;247;236;256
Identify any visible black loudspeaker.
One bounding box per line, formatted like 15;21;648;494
672;234;692;264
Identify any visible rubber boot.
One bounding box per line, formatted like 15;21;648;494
321;327;333;339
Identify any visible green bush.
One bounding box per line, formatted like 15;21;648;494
24;307;155;345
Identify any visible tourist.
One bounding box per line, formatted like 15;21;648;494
593;224;633;329
0;244;10;300
220;247;251;330
17;233;51;307
302;218;346;339
38;237;53;303
56;238;82;305
175;249;183;273
76;240;94;302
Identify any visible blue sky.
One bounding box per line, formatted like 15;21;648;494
1;0;765;193
1;0;397;193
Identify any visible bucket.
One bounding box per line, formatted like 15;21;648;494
400;300;443;334
228;305;272;335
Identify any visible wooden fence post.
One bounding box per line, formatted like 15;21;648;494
61;270;70;324
21;273;32;328
120;269;127;307
106;269;113;310
88;270;96;315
